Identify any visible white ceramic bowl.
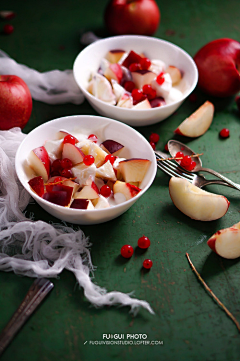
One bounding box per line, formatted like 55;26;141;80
73;35;198;127
16;115;157;225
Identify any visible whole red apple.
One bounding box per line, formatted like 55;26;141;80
104;0;160;36
0;75;32;130
194;38;240;97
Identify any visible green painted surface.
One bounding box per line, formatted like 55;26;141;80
1;0;240;360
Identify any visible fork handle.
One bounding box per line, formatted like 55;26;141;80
201;167;240;191
0;278;54;356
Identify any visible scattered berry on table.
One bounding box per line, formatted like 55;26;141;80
219;128;230;139
143;259;153;269
121;245;134;258
149;132;160;144
3;24;14;34
138;236;151;249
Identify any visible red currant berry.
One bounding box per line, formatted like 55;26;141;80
143;259;153;269
60;168;73;178
180;155;192;168
129;63;141;72
131;89;146;104
164;143;169;152
105;154;115;165
150;141;156;150
156;72;165;85
140;57;151;70
100;184;111;198
219;128;230;139
51;159;63;172
121;245;134;258
124;81;135;93
142;84;156;100
61;158;73;169
149;132;160;144
138;235;151;249
53;176;63;183
88;134;98;143
188;160;196;171
175;151;184;159
63;134;77;145
3;24;14;35
83;155;95;166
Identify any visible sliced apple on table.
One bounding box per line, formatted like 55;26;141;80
43;184;73;207
28;176;45;197
62;143;84;165
133;98;151;109
104;63;123;84
207;221;240;259
169;177;230;221
105;49;126;63
174;101;214;137
28;146;51;182
113;180;141;201
100;139;124;156
74;181;99;200
70;199;94;210
166;65;182;86
119;158;151;183
131;70;156;89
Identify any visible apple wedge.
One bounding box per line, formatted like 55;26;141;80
119;158;151;183
87;73;116;105
133;98;151;109
47;176;79;194
96;160;117;181
100;139;124;156
28;146;51;182
43;184;73;207
70;199;94;210
166;65;182;86
113;180;141;201
105;49;126;63
131;70;156;89
74;181;99;200
28;176;45;197
174;101;214;137
104;63;123;84
207;221;240;259
169;177;230;221
62;143;84;165
122;50;142;69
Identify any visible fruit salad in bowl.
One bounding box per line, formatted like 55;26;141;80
73;35;198;126
15;115;157;225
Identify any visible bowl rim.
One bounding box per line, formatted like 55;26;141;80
73;35;199;113
16;114;157;215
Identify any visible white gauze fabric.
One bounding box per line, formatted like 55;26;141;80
0;50;84;105
0;127;154;315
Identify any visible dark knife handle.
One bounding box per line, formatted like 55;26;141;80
0;278;54;356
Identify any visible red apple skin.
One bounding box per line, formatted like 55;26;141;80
104;0;160;36
194;38;240;97
0;75;32;130
28;176;45;197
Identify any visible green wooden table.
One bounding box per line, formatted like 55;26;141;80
1;1;240;360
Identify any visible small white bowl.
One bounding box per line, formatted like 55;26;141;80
16;115;157;225
73;35;198;127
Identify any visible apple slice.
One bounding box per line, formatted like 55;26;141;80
28;176;45;197
117;93;133;108
122;50;142;69
105;49;126;63
104;63;123;84
133;98;151;109
47;176;79;194
174;101;214;137
166;65;182;85
88;142;109;167
87;73;116;105
62;143;84;165
131;70;156;89
92;195;110;209
111;79;125;102
119;158;151;183
113;180;141;200
96;160;117;181
74;181;99;200
100;139;124;156
28;146;51;182
70;199;94;210
169;177;230;221
43;184;73;207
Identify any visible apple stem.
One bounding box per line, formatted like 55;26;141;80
186;253;240;333
157;153;203;162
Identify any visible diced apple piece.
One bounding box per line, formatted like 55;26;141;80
133;98;151;109
104;63;123;84
28;146;51;182
117;93;133;108
87;73;116;105
131;70;156;89
207;221;240;259
71;163;97;187
74;181;99;200
62;143;84;165
111;79;125;102
122;50;142;69
119;158;151;183
113;180;141;200
100;139;124;156
166;65;182;85
169;177;230;221
47;176;79;194
28;176;45;197
43;184;73;207
98;58;110;74
174;101;214;138
70;199;94;210
88;142;109;167
92;195;110;209
96;160;117;181
151;72;172;99
150;97;166;108
105;49;126;63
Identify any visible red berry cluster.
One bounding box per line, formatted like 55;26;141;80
120;235;153;269
149;132;160;150
128;57;152;72
130;85;157;105
51;158;73;178
175;151;196;171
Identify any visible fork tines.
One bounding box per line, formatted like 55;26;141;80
155;153;195;182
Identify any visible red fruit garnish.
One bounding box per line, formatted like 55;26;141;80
83;155;95;166
180;155;192;168
138;236;151;249
156;72;165;85
149;132;160;144
143;259;153;269
188;160;196;171
175;151;184;159
150;142;156;150
88;134;98;143
61;158;73;169
51;159;63;172
3;24;14;35
129;63;141;72
60;168;73;178
28;176;44;197
140;57;151;70
121;245;134;258
105;154;115;165
219;128;230;139
164;143;169;152
131;89;146;104
142;84;156;100
63;134;77;145
124;81;135;93
100;184;111;198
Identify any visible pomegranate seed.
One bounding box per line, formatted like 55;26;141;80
140;57;151;70
61;158;73;169
121;245;134;258
124;81;135;92
180;155;192;168
150;142;156;150
156;72;165;85
51;159;63;172
60;168;73;178
83;155;95;166
100;184;111;198
63;134;77;145
138;235;151;249
88;134;98;143
131;89;146;104
129;63;141;72
149;132;160;144
219;128;230;139
105;154;115;165
3;24;14;35
143;259;153;269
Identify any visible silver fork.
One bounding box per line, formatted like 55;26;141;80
155;152;234;189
